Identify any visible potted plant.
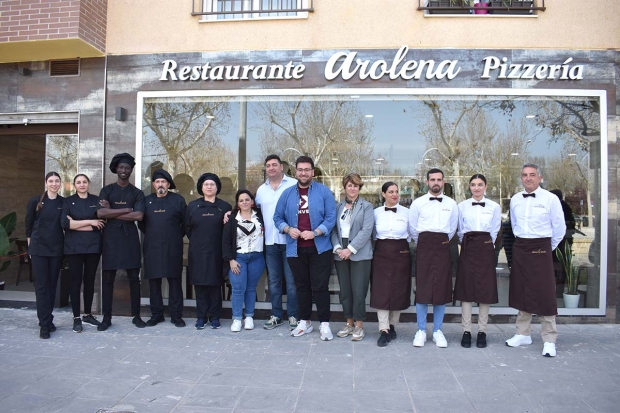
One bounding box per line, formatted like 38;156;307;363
474;1;489;15
0;212;18;289
428;0;472;15
555;241;580;308
490;0;534;15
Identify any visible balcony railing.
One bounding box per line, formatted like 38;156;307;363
192;0;314;18
418;0;546;15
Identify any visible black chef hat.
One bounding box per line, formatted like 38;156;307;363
197;172;221;196
109;153;136;173
151;169;176;190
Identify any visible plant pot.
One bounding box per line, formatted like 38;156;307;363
563;292;580;309
490;0;533;15
474;2;489;14
428;0;471;15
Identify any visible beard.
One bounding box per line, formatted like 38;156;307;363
157;187;166;194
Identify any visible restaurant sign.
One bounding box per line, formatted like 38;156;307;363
160;46;584;82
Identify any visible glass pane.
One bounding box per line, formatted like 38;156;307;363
45;134;78;198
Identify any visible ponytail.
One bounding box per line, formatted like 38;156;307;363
37;171;61;212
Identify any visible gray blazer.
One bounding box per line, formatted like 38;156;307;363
330;198;375;261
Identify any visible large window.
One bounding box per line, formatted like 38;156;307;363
200;0;311;21
137;89;607;316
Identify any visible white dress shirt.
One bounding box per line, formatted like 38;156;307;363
510;187;566;250
408;193;459;243
255;175;297;245
374;204;410;241
457;197;501;243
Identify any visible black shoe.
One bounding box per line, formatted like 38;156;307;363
476;332;487;348
146;316;165;327
49;323;56;333
377;330;391;347
73;318;83;333
461;331;472;348
389;324;397;341
40;327;50;339
97;318;112;331
132;316;147;328
82;314;101;326
171;317;186;328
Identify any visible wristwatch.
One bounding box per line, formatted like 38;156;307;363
313;229;320;237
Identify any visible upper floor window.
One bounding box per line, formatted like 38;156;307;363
199;0;313;21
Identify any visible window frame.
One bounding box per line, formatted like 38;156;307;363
200;0;310;22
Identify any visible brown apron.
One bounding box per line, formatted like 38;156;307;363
509;237;557;316
415;232;453;305
370;239;412;311
454;231;498;304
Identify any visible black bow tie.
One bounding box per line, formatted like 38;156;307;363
429;197;442;202
523;193;536;198
472;202;485;207
384;207;397;212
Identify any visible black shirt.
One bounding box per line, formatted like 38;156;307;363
25;194;64;257
61;193;102;255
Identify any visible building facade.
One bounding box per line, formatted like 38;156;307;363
1;0;618;322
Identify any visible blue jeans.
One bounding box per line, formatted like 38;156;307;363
416;303;446;332
265;244;298;319
229;252;266;321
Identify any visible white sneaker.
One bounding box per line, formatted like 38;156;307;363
505;334;533;347
413;330;427;347
231;319;242;332
319;322;333;341
244;317;254;330
337;323;355;338
291;320;313;337
542;342;557;357
432;330;448;348
351;326;365;341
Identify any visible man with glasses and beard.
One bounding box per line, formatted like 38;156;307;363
274;156;337;341
139;169;188;328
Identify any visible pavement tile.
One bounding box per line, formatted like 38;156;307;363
580;391;620;412
467;391;537;413
411;391;476;413
354;354;403;371
75;377;144;400
0;353;32;369
258;353;307;370
0;392;61;413
525;391;598;413
404;367;463;393
355;369;408;392
98;360;160;381
354;389;414;412
302;369;354;390
247;368;304;389
305;353;354;370
111;402;178;413
223;339;271;353
266;340;312;356
455;372;517;393
120;380;193;405
197;367;255;386
212;351;264;368
234;386;298;412
295;388;355;413
20;374;89;398
45;397;118;413
148;360;211;384
173;406;232;413
180;384;244;409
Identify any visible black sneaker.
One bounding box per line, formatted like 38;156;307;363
49;323;56;333
40;327;50;339
389;324;397;341
377;330;391;347
461;331;472;348
73;318;83;333
82;314;101;326
476;332;487;348
97;318;112;331
146;316;165;327
132;316;147;328
171;317;186;327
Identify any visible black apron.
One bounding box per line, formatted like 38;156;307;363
509;237;557;316
139;192;186;279
454;231;498;304
99;183;145;270
415;231;453;305
370;238;411;311
185;198;232;286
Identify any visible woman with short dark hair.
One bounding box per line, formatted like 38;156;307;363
61;174;105;333
332;173;374;341
222;189;266;332
25;172;64;339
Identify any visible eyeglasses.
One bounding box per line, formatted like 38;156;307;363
296;168;313;173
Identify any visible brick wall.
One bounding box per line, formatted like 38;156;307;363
0;0;106;52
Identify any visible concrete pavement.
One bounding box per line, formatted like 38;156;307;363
1;307;619;413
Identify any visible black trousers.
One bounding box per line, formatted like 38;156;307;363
288;246;332;323
102;268;141;318
149;277;183;319
31;255;63;328
66;253;100;318
194;285;222;320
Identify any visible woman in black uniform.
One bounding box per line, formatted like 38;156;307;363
185;173;232;330
61;174;105;333
25;171;64;339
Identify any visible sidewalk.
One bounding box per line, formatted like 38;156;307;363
1;307;619;413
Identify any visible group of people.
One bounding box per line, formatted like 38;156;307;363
26;152;565;357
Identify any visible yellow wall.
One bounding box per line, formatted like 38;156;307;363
106;0;620;55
